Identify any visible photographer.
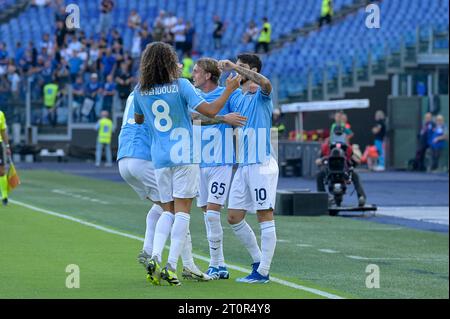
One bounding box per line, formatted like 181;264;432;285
315;123;367;207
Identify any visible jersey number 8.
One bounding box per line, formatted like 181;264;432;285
152;99;173;132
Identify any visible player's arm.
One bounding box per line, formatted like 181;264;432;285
133;94;145;124
134;113;144;124
219;60;272;95
191;112;247;126
195;74;241;118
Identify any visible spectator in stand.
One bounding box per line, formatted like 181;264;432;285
72;75;85;122
115;62;132;112
172;18;187;57
0;74;10;104
101;48;116;81
163;11;178;30
430;115;448;172
127;9;141;31
54;58;70;87
415;112;435;171
102;74;116;114
54;4;68;23
140;22;153;51
152;20;165;42
319;0;333;27
68;50;83;83
111;29;124;46
7;65;20;101
55;20;67;49
40;33;54;54
86;41;100;75
213;15;225;49
98;0;114;34
131;30;142;62
0;42;8;76
85;73;102;122
242;21;259;44
371;110;386;171
39;60;53;88
255;17;271;54
153;10;166;28
14;42;25;66
184;21;196;54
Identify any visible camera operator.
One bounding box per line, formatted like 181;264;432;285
315;123;367;207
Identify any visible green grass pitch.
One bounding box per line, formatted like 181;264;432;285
0;170;448;298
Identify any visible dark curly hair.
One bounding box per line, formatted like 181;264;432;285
139;42;180;91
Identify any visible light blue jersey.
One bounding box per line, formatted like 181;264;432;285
230;87;273;166
117;92;152;162
198;86;241;168
133;78;206;169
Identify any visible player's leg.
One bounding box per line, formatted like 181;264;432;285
239;157;279;283
145;167;175;285
204;165;233;279
228;166;262;268
118;158;164;268
128;159;165;258
161;164;199;286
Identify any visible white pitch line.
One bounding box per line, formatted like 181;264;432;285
346;255;448;262
318;249;340;254
296;244;313;248
52;189;110;205
10;199;344;300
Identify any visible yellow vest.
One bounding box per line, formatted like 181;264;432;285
258;22;271;43
43;83;59;108
182;58;194;79
98;118;113;144
321;0;333;16
0;111;6;142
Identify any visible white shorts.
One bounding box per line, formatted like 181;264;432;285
155;164;200;203
197;165;233;208
118;157;160;202
228;156;279;212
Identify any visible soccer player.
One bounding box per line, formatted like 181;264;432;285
117;92;210;282
0;110;11;206
218;54;279;284
133;42;241;286
191;58;247;280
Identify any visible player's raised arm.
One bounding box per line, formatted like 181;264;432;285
195;73;241;118
191;112;247;126
219;59;272;95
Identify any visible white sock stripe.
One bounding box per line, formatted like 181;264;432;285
206;210;220;216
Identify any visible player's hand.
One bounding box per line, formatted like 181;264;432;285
248;82;259;93
225;73;241;91
223;113;247;127
218;60;236;72
6;147;11;156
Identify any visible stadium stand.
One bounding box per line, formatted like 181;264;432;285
0;0;448;127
